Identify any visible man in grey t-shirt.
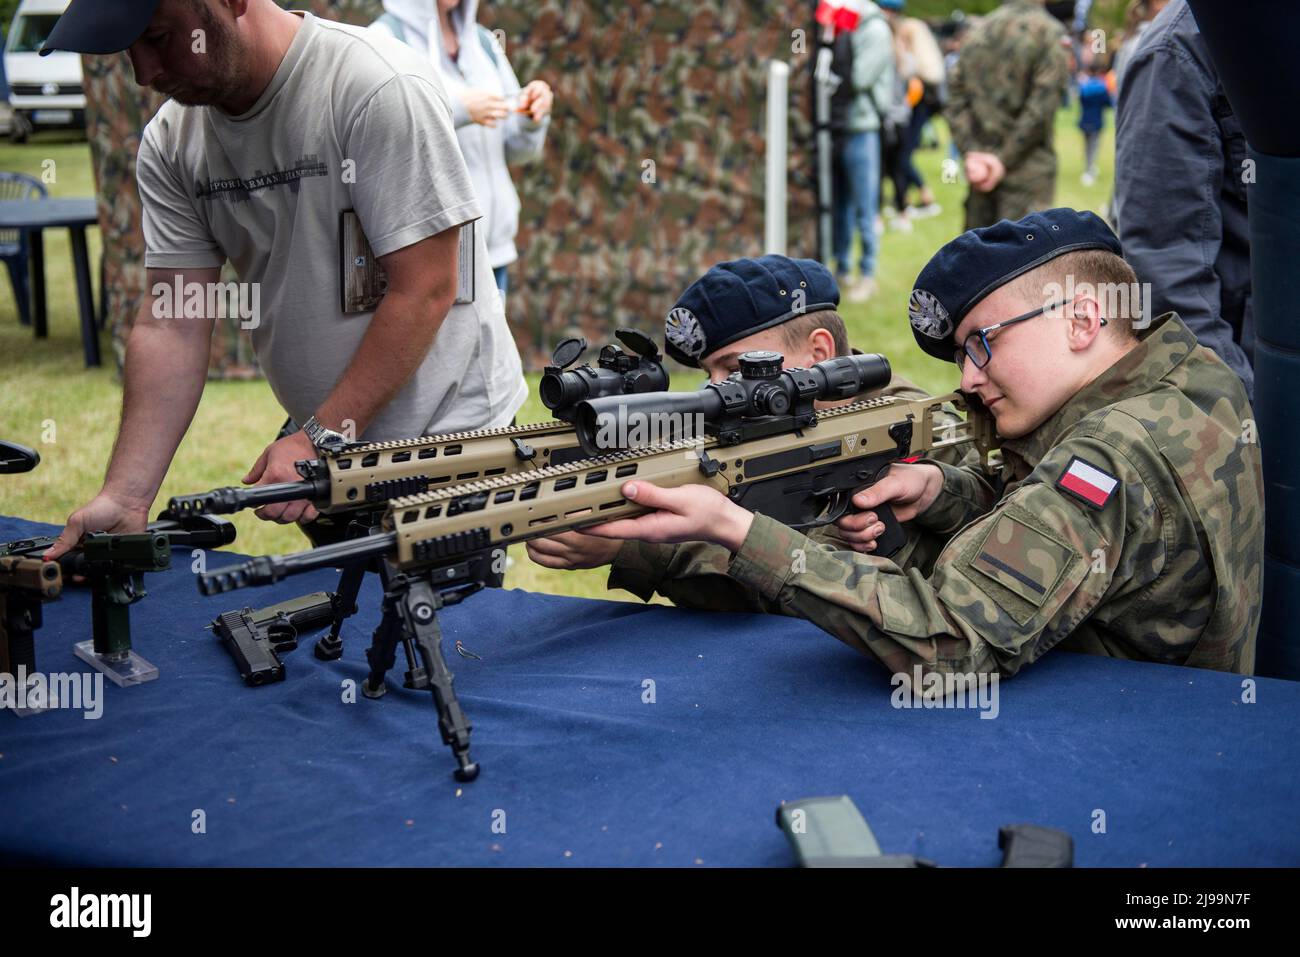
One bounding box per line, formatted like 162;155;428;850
43;0;527;557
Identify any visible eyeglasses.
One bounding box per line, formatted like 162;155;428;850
955;300;1103;370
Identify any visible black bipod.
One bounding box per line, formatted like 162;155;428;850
312;514;385;662
360;563;479;782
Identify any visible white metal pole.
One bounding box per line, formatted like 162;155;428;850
765;60;790;256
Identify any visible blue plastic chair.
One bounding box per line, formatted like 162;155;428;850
0;172;49;326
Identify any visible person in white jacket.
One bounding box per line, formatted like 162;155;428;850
373;0;552;299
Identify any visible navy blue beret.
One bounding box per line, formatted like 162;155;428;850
665;255;839;367
908;208;1124;362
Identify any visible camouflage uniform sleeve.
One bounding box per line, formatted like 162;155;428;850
607;540;778;613
994;23;1069;172
911;460;1000;536
727;433;1161;679
608;522;870;613
943;48;982;155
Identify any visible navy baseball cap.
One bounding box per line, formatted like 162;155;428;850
41;0;162;56
908;208;1123;362
664;255;840;367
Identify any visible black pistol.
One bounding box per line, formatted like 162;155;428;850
211;591;345;686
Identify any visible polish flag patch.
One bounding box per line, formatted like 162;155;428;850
1056;456;1120;510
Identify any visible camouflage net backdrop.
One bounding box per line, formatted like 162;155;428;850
82;0;815;376
481;0;817;367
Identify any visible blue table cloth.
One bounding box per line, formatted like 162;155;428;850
1;515;1296;867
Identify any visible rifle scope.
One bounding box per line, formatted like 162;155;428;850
539;329;669;422
575;352;891;454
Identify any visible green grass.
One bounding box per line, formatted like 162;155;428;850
0;109;1115;601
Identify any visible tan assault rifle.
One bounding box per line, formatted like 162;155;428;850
196;352;991;781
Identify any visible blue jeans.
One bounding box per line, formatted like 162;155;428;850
832;130;881;278
493;266;508;295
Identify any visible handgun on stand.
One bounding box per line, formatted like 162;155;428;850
0;511;236;687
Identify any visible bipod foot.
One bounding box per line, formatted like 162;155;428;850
454;752;480;782
314;633;344;661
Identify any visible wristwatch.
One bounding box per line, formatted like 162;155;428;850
302;416;350;453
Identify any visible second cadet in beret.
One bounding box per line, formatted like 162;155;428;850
663;255;841;368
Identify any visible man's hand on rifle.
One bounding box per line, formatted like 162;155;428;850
244;430;320;525
44;492;150;561
586;482;754;553
527;530;623;570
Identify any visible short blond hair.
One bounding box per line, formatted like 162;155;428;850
1007;250;1142;340
781;309;851;357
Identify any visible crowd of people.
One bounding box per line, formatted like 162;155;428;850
828;0;948;305
829;0;1253;407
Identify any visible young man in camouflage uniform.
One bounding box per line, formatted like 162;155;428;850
582;211;1264;677
946;0;1069;229
528;254;968;612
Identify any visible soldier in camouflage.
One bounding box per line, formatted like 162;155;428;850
527;254;972;611
946;0;1069;230
581;210;1264;678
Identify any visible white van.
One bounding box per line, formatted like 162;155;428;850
4;0;85;142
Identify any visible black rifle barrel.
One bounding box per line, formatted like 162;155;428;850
169;478;325;516
198;532;397;596
149;516;238;548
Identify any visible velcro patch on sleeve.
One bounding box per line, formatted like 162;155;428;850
968;513;1074;609
1055;455;1120;510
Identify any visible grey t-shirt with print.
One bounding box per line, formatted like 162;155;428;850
137;11;527;441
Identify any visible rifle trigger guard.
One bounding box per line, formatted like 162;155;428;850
789;490;851;531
